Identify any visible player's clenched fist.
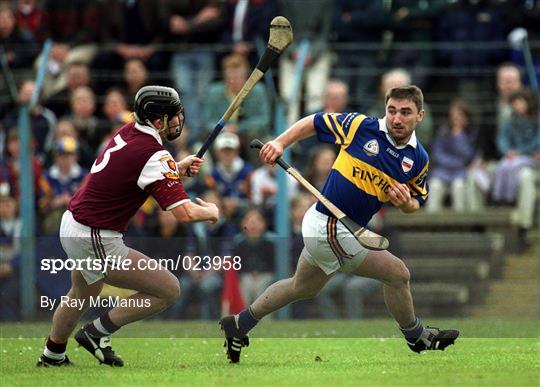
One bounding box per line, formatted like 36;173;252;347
260;140;284;165
388;183;411;207
177;155;204;176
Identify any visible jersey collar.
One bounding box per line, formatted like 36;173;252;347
378;118;417;149
135;122;163;145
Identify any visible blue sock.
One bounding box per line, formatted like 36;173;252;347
400;317;424;343
237;307;259;336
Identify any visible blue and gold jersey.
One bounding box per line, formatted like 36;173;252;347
313;112;429;226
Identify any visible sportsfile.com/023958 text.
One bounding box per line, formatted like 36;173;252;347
40;255;242;274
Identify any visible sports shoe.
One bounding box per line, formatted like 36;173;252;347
219;315;249;363
407;326;460;353
74;326;124;367
36;354;73;367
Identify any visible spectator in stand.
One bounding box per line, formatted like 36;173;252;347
38;0;99;48
0;2;38;69
221;0;280;67
44;61;92;117
0;187;21;322
37;0;99;99
437;1;507;134
192;190;239;256
250;163;298;210
94;0;166;93
204;53;270;154
160;0;225;136
318;79;350;114
46;118;94;169
14;0;43;39
0;129;50;206
426;98;477;213
40;137;87;234
294;79;349;169
278;0;332;125
101;88;133;129
367;68;434;149
304;145;337;192
62;86;108;154
331;0;389;111
206;132;252;225
494;63;523;152
94;88;134;155
2;79;57;162
491;88;540;248
234;207;275;305
120;59;151;109
463;63;525;210
387;1;447;89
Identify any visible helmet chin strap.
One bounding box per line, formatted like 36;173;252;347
145;114;183;141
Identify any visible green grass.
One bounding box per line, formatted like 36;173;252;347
1;319;539;386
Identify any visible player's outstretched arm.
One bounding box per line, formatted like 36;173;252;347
260;114;316;165
171;198;219;224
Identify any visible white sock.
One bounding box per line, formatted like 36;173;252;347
44;346;65;360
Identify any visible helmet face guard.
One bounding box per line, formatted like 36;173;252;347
134;86;185;141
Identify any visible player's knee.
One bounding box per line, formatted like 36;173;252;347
160;276;181;306
398;262;410;285
389;260;410;287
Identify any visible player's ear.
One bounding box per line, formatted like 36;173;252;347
416;109;425;123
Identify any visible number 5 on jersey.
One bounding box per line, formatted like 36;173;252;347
91;134;127;174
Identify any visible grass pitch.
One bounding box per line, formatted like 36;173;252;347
1;319;539;386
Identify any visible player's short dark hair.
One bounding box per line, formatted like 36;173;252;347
385;85;424;113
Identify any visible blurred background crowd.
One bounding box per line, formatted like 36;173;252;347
0;0;539;322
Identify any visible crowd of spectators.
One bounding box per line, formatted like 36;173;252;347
1;0;539;321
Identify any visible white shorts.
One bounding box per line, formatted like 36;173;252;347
301;204;369;275
59;210;130;284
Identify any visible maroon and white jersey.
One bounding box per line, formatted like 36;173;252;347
69;122;190;232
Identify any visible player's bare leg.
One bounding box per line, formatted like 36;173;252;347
74;248;180;367
351;249;459;353
220;255;331;362
49;271;104;343
351;249;414;326
38;271;103;367
102;249;180;325
250;255;330;318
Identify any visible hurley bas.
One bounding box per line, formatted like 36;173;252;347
41;296;151;311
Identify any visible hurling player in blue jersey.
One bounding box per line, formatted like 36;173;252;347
219;86;459;363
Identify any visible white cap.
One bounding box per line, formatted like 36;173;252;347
214;132;240;150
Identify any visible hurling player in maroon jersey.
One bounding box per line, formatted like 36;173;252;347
38;86;219;367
